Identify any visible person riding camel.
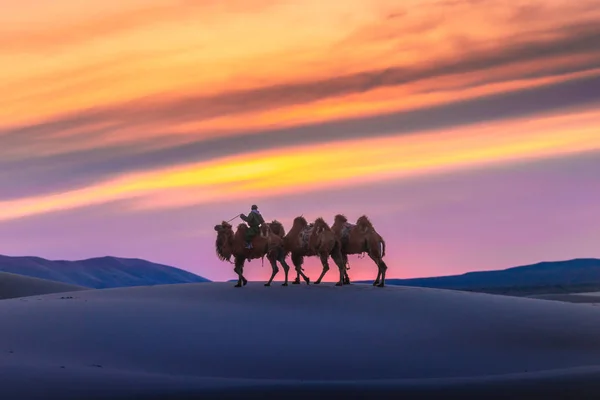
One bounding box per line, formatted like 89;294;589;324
240;204;265;249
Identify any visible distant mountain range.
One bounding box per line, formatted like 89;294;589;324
357;258;600;295
3;254;599;295
0;255;210;289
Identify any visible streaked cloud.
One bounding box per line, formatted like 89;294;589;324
0;0;279;52
1;107;599;221
1;72;599;201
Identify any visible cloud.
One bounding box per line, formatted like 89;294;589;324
4;0;599;130
2;1;600;213
0;0;279;52
137;21;600;121
5;17;600;140
1;72;600;201
1;105;599;222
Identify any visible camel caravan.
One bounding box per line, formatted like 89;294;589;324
213;205;388;288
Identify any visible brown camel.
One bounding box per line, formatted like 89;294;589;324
213;220;291;287
282;216;347;286
268;219;310;285
332;214;388;287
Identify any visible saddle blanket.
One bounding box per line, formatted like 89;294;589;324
300;223;315;250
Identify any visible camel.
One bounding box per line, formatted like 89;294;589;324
331;214;388;287
213;220;291;287
268;219;310;285
282;216;347;286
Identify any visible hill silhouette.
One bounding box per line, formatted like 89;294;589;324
357;258;600;295
0;255;210;289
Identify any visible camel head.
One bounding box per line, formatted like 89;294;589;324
214;220;233;232
214;221;234;262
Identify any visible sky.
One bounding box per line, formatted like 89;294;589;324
1;0;600;282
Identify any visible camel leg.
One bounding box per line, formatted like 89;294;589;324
291;253;303;284
342;254;351;284
373;270;382;286
233;267;241;287
264;253;279;287
301;268;310;285
278;250;291;286
314;253;331;285
291;268;305;284
369;254;387;287
334;253;344;287
291;254;310;284
372;255;382;286
292;257;301;284
332;252;350;285
240;261;248;286
338;266;345;286
233;258;245;287
378;259;388;287
331;251;348;286
292;271;301;285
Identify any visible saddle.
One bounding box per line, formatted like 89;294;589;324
300;223;315;251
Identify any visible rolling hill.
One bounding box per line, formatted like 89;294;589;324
357;258;600;295
0;271;88;300
0;255;210;289
3;282;600;399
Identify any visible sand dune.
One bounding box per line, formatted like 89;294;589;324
0;271;88;300
2;282;600;399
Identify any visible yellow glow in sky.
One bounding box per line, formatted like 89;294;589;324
1;107;599;222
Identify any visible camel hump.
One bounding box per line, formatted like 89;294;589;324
293;215;308;226
269;220;285;237
334;214;348;224
313;217;331;233
356;215;374;232
260;224;270;237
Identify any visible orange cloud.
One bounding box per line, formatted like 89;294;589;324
2;0;599;214
165;67;600;140
0;0;279;52
4;0;599;131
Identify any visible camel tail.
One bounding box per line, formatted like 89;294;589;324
380;239;386;258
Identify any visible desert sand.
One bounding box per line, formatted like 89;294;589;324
0;271;88;300
572;292;600;297
529;291;600;304
3;282;600;399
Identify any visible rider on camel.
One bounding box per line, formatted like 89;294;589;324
240;204;265;249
